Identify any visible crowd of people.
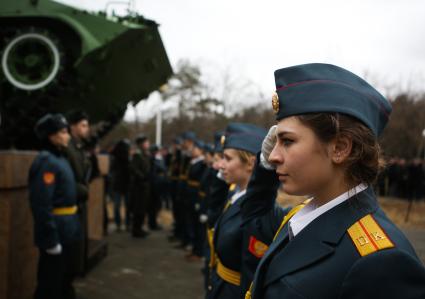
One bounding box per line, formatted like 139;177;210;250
106;135;167;236
27;63;425;299
377;158;425;200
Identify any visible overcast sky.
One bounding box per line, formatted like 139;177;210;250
57;0;425;121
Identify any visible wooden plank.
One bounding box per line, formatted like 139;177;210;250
0;151;37;189
88;178;105;240
0;197;10;299
97;154;110;176
8;190;38;299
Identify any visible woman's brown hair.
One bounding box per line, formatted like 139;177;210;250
235;149;255;165
296;113;385;185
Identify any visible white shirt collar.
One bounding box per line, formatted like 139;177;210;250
230;189;246;205
190;156;204;165
289;183;368;237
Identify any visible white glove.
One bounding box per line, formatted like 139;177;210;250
216;171;225;181
260;125;277;170
199;214;208;223
46;243;62;255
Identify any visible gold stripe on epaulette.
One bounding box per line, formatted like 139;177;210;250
347;214;394;257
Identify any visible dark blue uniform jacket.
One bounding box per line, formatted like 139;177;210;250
210;157;290;299
28;150;81;250
186;159;207;210
245;164;425;299
200;168;229;227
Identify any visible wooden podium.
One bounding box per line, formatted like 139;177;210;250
0;151;109;299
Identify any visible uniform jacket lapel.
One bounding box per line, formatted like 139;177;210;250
254;187;378;291
213;198;243;248
220;198;242;226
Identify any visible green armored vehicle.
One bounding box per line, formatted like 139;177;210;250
0;0;172;149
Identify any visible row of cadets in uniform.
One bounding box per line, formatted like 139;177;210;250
172;132;193;247
241;63;425;299
206;122;293;299
167;131;213;260
184;137;208;261
166;136;184;241
200;131;235;288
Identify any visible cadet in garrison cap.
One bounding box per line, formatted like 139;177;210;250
29;114;82;299
206;131;231;229
184;138;207;261
207;122;273;299
173;131;197;248
243;63;425;299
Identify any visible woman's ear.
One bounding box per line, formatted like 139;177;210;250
247;155;256;172
331;135;352;164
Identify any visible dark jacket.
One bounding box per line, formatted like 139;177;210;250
209;158;289;299
65;137;91;203
245;164;425;299
110;156;130;195
186;158;207;210
28;147;81;249
129;150;151;213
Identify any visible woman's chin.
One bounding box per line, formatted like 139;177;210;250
281;185;305;197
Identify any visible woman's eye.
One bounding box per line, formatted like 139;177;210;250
282;138;293;146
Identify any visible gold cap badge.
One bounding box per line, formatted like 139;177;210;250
220;135;226;146
272;92;280;113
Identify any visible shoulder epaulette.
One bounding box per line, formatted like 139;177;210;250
347;214;394;257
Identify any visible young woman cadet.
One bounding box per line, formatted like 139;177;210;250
244;63;425;299
208;122;274;299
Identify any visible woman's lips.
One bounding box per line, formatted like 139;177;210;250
276;172;289;181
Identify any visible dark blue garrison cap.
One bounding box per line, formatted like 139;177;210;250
204;143;214;153
193;139;205;150
223;123;267;154
272;63;392;136
213;131;224;153
182;131;196;141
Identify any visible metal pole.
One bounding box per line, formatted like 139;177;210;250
156;108;162;146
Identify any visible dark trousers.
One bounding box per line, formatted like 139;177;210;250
132;212;146;234
192;211;206;257
182;200;195;246
131;188;149;234
148;191;162;229
34;243;78;299
170;180;180;235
